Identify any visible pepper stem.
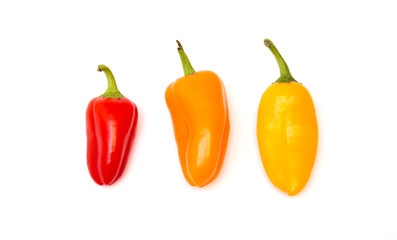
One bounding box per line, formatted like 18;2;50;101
97;64;125;99
264;39;297;83
176;40;196;76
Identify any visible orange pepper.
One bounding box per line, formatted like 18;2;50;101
165;41;230;187
257;39;318;196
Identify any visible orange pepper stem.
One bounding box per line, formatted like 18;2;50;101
264;39;297;83
97;64;125;99
176;40;196;76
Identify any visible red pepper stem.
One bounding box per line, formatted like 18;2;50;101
264;39;297;83
97;64;125;99
176;40;196;76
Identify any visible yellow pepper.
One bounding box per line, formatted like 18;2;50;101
165;41;230;187
257;39;318;196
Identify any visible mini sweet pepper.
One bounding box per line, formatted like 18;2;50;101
257;39;318;196
165;41;230;187
86;65;138;185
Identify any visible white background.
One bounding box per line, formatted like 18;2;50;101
0;0;396;239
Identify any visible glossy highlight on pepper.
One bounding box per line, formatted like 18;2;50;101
257;39;318;196
165;41;230;187
86;65;138;185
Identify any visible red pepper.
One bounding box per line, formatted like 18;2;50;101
86;65;138;185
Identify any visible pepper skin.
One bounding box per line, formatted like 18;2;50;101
86;65;138;185
257;39;318;196
165;41;230;187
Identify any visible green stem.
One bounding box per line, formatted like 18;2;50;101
97;64;125;99
264;39;297;83
176;40;196;76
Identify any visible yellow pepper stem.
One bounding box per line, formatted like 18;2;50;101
264;39;297;83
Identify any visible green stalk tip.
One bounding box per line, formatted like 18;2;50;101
264;38;271;47
176;40;183;50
